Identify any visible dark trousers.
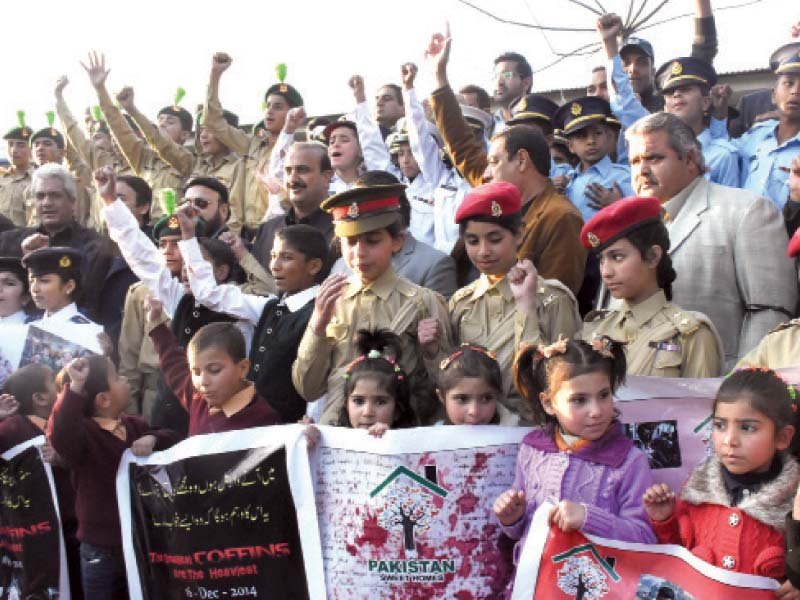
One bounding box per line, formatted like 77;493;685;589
80;542;128;600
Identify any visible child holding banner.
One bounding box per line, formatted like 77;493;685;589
437;343;503;425
644;368;800;580
495;337;655;592
48;355;180;599
579;196;724;378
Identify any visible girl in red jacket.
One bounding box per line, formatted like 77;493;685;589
643;368;800;579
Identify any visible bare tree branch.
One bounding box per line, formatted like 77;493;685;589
593;0;608;14
628;0;651;31
532;41;603;74
634;0;763;32
455;0;596;31
566;0;602;15
624;0;636;28
630;0;670;31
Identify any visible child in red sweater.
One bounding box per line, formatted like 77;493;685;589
644;368;800;580
48;355;179;600
145;297;280;436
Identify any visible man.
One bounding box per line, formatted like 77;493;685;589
587;66;610;101
0;163;114;317
374;83;405;138
83;53;189;222
425;24;586;293
181;176;231;239
0;112;35;226
626;112;796;367
205;52;302;235
492;51;533;133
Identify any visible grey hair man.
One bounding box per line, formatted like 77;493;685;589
625;112;797;367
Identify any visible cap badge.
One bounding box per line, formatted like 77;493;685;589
168;216;179;229
570;102;582;116
587;232;601;248
279;84;288;93
671;61;683;76
491;200;502;217
347;202;359;219
59;256;71;268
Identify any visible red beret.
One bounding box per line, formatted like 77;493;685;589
788;228;800;258
580;196;663;250
454;182;521;224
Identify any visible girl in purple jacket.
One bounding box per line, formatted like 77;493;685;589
494;337;656;576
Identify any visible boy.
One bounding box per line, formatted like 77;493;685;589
554;96;634;222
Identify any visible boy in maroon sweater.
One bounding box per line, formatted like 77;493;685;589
48;355;179;600
145;296;280;436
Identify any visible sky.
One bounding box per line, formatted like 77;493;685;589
0;0;792;143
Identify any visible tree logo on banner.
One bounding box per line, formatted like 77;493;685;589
552;543;619;599
370;466;448;552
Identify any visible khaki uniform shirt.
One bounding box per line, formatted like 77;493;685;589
0;166;33;226
97;94;186;221
292;267;451;426
118;282;168;421
582;290;723;378
130;109;245;232
447;275;581;422
204;86;273;230
737;319;800;369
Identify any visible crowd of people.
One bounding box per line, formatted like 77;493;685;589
1;0;800;597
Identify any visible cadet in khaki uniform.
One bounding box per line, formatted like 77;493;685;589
737;232;800;369
292;183;451;426
0;112;35;226
205;52;303;236
579;196;723;377
419;181;581;424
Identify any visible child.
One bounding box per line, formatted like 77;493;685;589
0;257;31;324
292;181;451;426
47;355;178;599
437;343;502;425
553;96;633;223
494;337;655;588
336;329;415;437
643;368;800;578
145;297;280;436
24;247;104;337
324;120;364;194
177;204;326;423
418;181;580;425
580;196;723;377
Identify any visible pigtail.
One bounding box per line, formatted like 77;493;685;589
513;343;554;426
591;336;627;393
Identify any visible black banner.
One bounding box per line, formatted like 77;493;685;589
128;445;309;600
0;442;63;599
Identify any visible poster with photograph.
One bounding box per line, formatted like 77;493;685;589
19;325;98;374
313;426;528;599
0;435;69;599
117;425;324;600
511;503;779;599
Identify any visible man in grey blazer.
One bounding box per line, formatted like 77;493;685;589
626;112;797;368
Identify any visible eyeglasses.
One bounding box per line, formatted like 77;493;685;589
492;70;517;81
181;197;210;209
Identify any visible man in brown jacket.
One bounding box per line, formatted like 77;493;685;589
424;24;586;294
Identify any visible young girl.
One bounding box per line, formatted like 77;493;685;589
0;257;32;324
48;355;178;599
643;368;800;578
418;181;580;426
437;343;503;425
336;329;415;436
325;120;364;195
23;247;104;339
494;337;655;589
292;181;451;426
581;196;724;377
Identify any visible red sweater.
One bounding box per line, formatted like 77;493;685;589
150;323;280;436
47;386;179;548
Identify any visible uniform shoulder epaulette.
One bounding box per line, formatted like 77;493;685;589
768;318;800;335
584;309;611;323
395;277;419;298
70;314;91;324
666;308;703;335
450;280;479;304
538;278;578;308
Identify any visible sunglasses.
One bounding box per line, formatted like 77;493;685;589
181;197;210;210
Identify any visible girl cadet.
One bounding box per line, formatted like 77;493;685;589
292;181;451;426
580;196;723;377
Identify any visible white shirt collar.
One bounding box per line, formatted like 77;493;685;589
0;310;27;324
284;285;319;313
37;302;79;323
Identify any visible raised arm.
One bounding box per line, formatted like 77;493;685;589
598;14;649;128
203;52;251;155
145;298;195;414
349;75;395;173
691;0;718;64
402;63;446;186
54;76;93;165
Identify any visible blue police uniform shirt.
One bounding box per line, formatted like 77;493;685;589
732;119;800;209
564;155;635;222
696;128;740;187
